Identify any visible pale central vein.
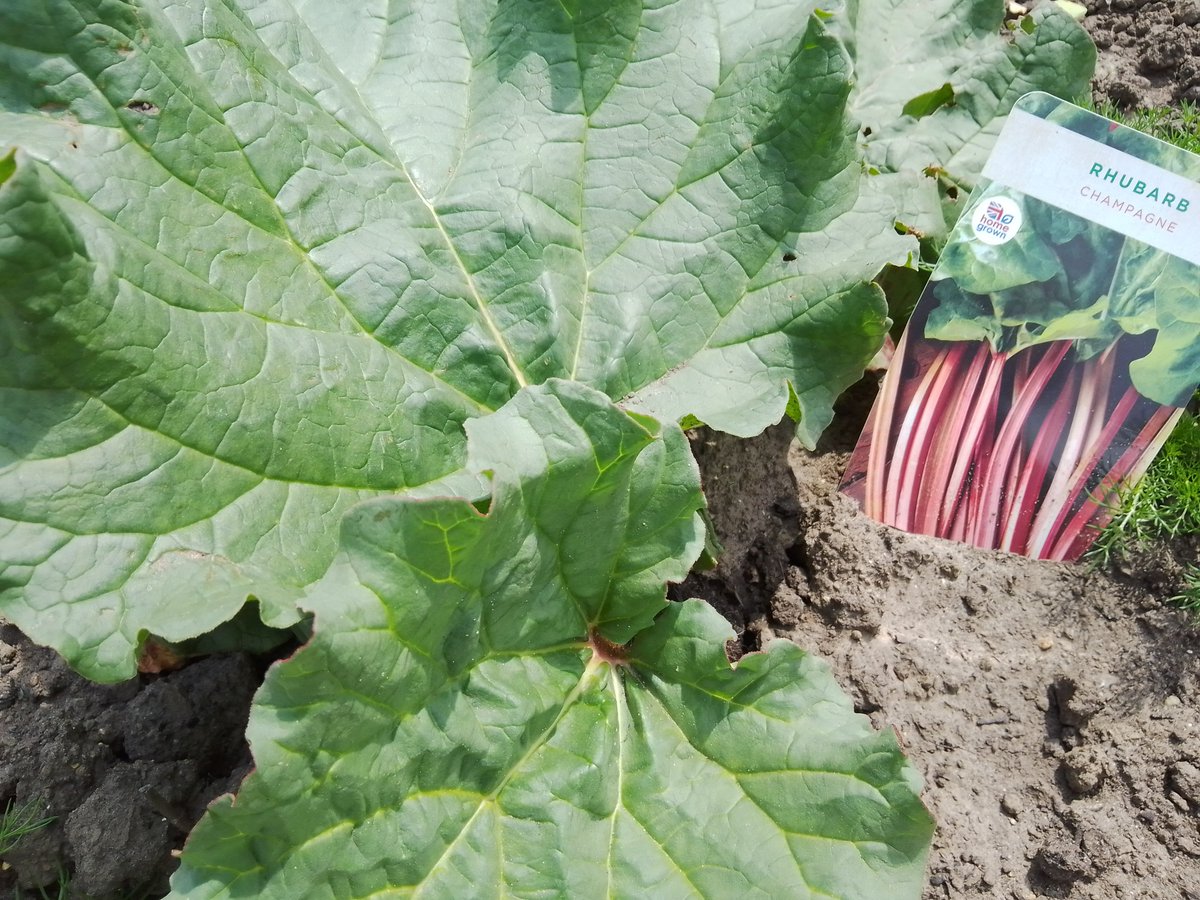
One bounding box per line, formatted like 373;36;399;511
403;166;530;390
412;657;601;896
271;0;530;390
605;667;629;899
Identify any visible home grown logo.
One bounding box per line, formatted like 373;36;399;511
971;195;1023;245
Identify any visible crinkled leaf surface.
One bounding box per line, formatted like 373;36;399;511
170;381;933;899
827;0;1095;237
0;0;915;679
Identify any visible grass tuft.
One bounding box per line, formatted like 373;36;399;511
1088;402;1200;609
1087;99;1200;155
0;799;55;857
1171;564;1200;613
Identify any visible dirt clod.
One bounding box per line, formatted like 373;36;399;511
1085;0;1200;106
1063;746;1108;795
1168;760;1200;808
1035;835;1095;884
0;628;261;898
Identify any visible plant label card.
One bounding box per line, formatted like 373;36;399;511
840;92;1200;561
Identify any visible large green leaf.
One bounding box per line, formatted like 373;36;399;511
0;0;913;679
828;0;1096;237
170;381;933;899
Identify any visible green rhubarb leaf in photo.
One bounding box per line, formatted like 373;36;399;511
827;0;1096;238
925;189;1127;355
170;382;933;899
1109;242;1200;408
933;197;1063;296
0;0;915;680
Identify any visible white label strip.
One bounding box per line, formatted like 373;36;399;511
983;108;1200;266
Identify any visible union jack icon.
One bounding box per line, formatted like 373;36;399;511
986;200;1005;221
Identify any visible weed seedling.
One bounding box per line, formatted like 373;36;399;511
1170;564;1200;613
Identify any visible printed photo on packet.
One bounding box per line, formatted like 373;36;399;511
840;92;1200;561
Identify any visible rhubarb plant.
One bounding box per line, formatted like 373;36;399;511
171;382;934;897
0;0;1098;894
0;0;1094;683
0;0;921;680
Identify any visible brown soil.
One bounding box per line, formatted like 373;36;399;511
1085;0;1200;107
0;627;260;898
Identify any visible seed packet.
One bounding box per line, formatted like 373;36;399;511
840;92;1200;560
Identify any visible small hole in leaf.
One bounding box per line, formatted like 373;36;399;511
782;251;797;262
127;100;159;115
947;186;960;200
724;637;745;663
862;126;872;137
894;222;916;236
